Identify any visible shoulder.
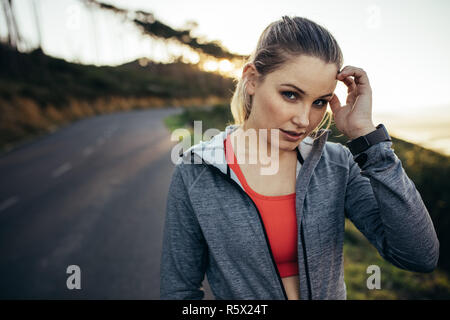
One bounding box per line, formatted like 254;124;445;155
171;151;210;191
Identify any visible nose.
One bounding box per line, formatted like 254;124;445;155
291;104;310;128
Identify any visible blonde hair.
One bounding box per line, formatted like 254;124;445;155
230;15;343;139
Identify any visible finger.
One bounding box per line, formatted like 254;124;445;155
342;76;357;93
337;66;371;89
341;76;357;106
328;93;341;115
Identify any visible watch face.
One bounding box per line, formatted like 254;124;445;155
376;124;390;138
367;124;390;145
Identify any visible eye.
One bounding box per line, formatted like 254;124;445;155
281;91;329;107
281;91;298;101
313;99;329;108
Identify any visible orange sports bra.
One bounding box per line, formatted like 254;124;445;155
224;135;299;278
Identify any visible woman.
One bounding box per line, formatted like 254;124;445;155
160;16;439;300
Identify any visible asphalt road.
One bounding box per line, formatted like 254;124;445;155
0;107;214;299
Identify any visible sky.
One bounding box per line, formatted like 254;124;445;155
3;0;450;154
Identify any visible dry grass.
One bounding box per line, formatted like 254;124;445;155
0;94;228;154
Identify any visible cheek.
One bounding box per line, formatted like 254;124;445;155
308;108;328;129
255;91;284;122
267;97;285;120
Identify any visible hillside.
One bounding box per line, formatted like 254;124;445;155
0;44;235;152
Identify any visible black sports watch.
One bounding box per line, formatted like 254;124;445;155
346;124;391;155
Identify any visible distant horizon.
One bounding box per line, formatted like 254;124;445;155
375;107;450;156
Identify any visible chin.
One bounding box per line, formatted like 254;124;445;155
279;140;301;152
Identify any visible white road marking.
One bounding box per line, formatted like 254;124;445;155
52;162;72;178
0;196;19;212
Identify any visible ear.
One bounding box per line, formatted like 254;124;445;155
242;62;259;96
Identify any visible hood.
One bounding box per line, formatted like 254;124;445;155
182;123;329;192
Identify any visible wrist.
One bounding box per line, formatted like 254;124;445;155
347;124;376;140
346;123;391;157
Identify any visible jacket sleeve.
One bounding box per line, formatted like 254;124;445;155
343;140;439;273
160;162;208;299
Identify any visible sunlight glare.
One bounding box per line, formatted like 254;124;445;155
203;60;218;72
218;59;232;72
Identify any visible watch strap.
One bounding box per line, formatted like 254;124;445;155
346;124;391;155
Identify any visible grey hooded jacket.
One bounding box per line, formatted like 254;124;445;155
160;124;439;300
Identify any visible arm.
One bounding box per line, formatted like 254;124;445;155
344;140;440;273
160;163;208;299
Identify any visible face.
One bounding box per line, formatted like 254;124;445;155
243;54;338;152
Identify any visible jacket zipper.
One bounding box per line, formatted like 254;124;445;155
296;145;313;299
195;153;289;299
300;220;312;299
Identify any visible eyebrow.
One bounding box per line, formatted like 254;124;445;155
280;83;333;98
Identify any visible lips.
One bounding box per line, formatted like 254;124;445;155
280;129;303;136
279;128;305;142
